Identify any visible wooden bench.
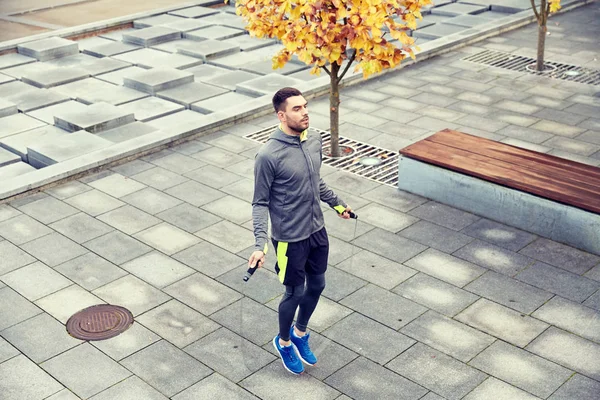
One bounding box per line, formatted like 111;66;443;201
397;129;600;256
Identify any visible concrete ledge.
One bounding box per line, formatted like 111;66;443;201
397;156;600;256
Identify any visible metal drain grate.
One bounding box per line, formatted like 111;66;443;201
463;50;600;85
245;125;399;186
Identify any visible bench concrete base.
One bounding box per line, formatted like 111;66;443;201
397;156;600;256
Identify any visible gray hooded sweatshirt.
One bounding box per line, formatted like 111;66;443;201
252;126;347;252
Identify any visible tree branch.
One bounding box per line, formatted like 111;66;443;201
530;0;541;21
337;49;357;83
322;65;331;76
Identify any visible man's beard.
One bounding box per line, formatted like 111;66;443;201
289;119;308;133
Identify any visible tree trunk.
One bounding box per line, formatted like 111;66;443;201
329;62;341;158
536;22;547;71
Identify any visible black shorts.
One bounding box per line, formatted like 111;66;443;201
272;227;329;286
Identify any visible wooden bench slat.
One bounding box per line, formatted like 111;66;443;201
425;130;600;186
400;140;600;214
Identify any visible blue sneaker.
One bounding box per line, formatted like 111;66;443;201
290;326;317;365
273;335;304;375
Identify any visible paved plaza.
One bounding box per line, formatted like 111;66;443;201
1;0;600;399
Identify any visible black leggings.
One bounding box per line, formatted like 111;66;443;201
278;273;326;341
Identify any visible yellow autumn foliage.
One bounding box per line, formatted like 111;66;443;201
234;0;432;78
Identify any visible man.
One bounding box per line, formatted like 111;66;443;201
248;87;352;375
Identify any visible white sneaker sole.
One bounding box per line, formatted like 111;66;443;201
273;337;304;375
291;343;316;366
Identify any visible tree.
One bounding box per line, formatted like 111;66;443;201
530;0;561;72
234;0;431;157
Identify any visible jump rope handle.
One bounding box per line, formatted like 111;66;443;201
243;261;260;282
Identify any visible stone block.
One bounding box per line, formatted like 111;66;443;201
168;6;220;18
82;41;140;57
441;14;495;27
7;88;70;114
454;239;534;276
133;14;186;28
387;342;486;400
223;34;276;51
160;19;214;32
184;26;244;41
0;53;36;70
134;222;200;255
532;296;600;343
123;67;194;94
118;97;185;122
0;147;20;167
24;100;86;125
27;131;112;167
82;376;166;400
1;62;54;81
92;274;168;315
123;26;182;47
50;77;116;100
463;377;539;400
207;50;263;69
0;355;63;400
95;121;158;143
241;59;309;76
457;299;549;347
176;39;240;61
151;38;200;53
519;237;600;275
90;322;159;361
17;37;78;61
156;82;229;108
96;204;158;234
77;85;150;106
432;3;488;16
547;373;600;400
0;113;46;140
236;73;304;96
464;270;553;314
22;66;89;88
0;98;17;118
191;91;255;113
95;66;146;85
54;102;135;133
80;57;131;77
398;220;473;252
198;12;247;30
470;340;572;398
0;73;15;84
113;48;202;69
50;213;114;245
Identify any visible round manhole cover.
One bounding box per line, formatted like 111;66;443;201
66;304;134;341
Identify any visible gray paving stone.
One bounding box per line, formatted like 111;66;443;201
22;66;89;89
89;376;167;400
223;34;277;51
91;322;160;361
583;288;600;311
64;189;124;216
235;73;304;97
413;23;467;39
335;249;416;290
0;337;19;363
184;327;275;383
211;297;278;346
95;66;146;85
24;101;84;126
146;108;206;131
0;72;16;84
120;250;194;288
86;173;146;199
0;214;53;245
191;91;256;114
517;262;600;303
84;230;153;265
122;339;212;397
463;377;539;400
123;26;181;47
1;312;81;363
119;187;181;215
441;14;496;28
96;121;158;143
0;98;17;118
93;274;170;317
0;355;64;400
124;68;195;98
401;220;474;253
387;342;486;400
96;204;159;235
0;287;43;331
432;2;488;16
41;343;131;399
0;147;20;167
114;48;203;69
185;25;244;41
34;285;104;323
130;166;190;191
457;298;549;347
362;186;427;214
184;163;244;189
5;88;70;113
117;97;185;123
0;53;36;70
352;227;427;264
18;37;78;61
157;81;229;107
471;340;572;398
134;222;201;255
0;204;21;222
544;136;600;156
137;299;219;348
17;195;79;224
460;218;538;253
0;113;47;140
173;39;240;61
0;161;36;179
519;238;600;275
405;248;486;287
1;261;72;301
341;284;426;329
199;12;247;30
533;296;600;343
322;312;414;364
402;310;495;362
164;272;242;315
77;85;150;106
27;130;112;167
53;101;134;133
393;273;479;316
175;373;260;400
547;149;600;166
164;180;225;208
201;195;251;226
408;201;480;231
133;13;186;28
168;5;220;18
23;231;88;267
454;239;535;276
527;326;600;382
530;119;586;138
464;270;553;314
350;203;417;233
548;373;600;400
500;137;551;153
54;252;126;291
190;145;245;168
82;41;140;58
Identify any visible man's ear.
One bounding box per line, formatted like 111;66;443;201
277;111;285;122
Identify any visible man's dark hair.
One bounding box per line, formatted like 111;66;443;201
272;87;303;112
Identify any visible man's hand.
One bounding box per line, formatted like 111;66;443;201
248;250;265;269
338;205;353;219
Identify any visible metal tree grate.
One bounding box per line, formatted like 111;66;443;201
462;50;600;85
245;125;399;186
